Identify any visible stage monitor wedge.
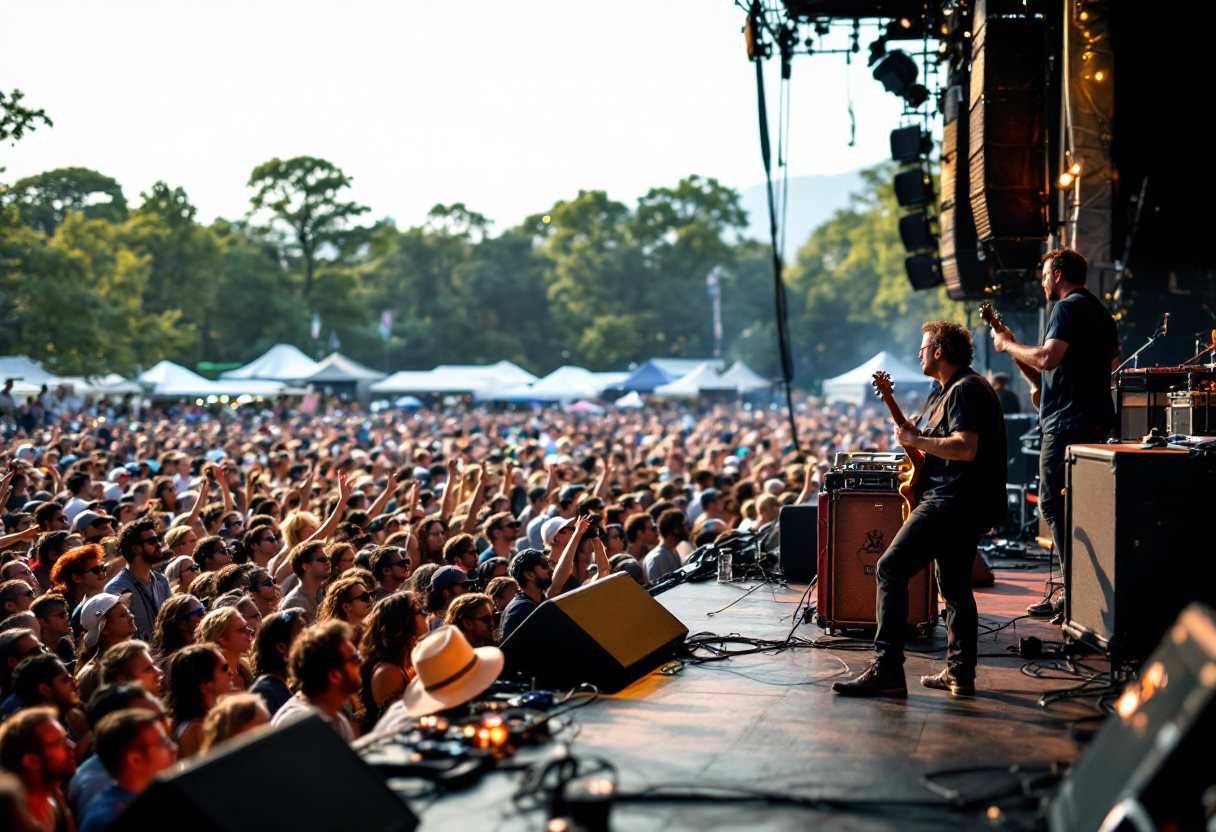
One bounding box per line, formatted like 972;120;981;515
500;573;688;693
112;716;418;832
1049;603;1216;832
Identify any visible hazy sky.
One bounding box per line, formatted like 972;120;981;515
0;1;904;232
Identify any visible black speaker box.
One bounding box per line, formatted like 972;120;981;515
500;573;688;693
1003;413;1038;486
1064;445;1216;666
112;716;417;832
940;115;990;301
967;6;1047;251
778;503;817;582
1050;603;1216;832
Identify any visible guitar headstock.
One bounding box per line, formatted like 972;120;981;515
871;371;895;399
978;301;1000;327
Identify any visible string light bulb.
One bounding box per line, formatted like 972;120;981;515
1058;172;1075;188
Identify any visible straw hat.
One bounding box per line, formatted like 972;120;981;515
401;626;503;717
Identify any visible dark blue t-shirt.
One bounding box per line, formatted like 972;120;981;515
1040;288;1119;434
500;593;539;642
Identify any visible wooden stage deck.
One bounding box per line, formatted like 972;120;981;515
412;558;1103;831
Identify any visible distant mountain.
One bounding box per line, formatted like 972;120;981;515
736;170;865;258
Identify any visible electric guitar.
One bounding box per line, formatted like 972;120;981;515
979;301;1041;409
871;371;924;520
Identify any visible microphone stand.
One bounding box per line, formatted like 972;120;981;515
1114;316;1169;374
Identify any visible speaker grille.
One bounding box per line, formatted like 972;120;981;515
1067;454;1118;646
827;491;934;626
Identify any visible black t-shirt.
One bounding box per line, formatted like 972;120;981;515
500;593;540;641
918;369;1008;526
1040;288;1119;434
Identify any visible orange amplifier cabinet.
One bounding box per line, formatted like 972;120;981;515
815;489;938;635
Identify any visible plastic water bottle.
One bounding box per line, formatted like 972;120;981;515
717;550;733;584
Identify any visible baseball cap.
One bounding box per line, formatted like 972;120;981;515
71;510;114;533
508;549;548;583
541;516;576;547
80;593;128;648
430;566;470;593
557;484;585;505
108;467;131;482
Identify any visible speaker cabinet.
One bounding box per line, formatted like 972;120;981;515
778;503;817;582
815;490;937;632
968;3;1047;268
500;573;688;693
940;96;990;301
113;716;417;832
1064;445;1216;666
1050;604;1216;832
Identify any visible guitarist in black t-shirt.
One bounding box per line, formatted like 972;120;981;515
833;321;1007;698
990;248;1120;622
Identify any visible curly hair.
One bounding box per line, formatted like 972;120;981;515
289;620;353;698
152;595;201;661
359;593;422;679
117;518;158;562
1039;246;1088;285
49;544;104;596
921;320;974;368
317;576;368;625
411;515;448;565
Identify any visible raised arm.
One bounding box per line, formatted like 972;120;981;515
366;469;398;520
183;467;214;529
462;471;488;536
439;458;459;522
795;463;816;505
0;524;39;550
217;464;235;515
298;463;316;515
590;534;611;583
305;469;353;544
546;514;591;600
593;455;613;499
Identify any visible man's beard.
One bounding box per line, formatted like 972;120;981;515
536;575;553;591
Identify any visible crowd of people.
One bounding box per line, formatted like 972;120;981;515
0;394;906;830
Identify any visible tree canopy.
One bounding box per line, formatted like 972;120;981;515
1;155;958;381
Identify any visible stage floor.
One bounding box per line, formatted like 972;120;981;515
408;557;1103;830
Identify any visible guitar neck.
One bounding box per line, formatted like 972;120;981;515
881;394;909;429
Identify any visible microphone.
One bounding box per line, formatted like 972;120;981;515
1163;312;1170;336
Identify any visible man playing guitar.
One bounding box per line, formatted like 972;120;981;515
990;248;1120;622
834;321;1006;697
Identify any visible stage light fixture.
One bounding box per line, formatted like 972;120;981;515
905;253;943;290
894;167;932;207
872;50;919;97
890;126;924;162
899;213;935;251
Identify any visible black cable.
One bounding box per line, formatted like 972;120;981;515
753;49;800;452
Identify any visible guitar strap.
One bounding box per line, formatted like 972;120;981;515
918;371;973;437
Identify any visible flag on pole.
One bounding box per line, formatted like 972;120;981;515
311;313;321;341
378;310;393;342
329;330;341;352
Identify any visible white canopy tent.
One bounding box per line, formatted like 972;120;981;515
221;344;320;382
374;361;537;397
0;356;59;391
717;361;772;393
140;361;284;398
483;366;622;402
653;363;732;397
820;351;932;405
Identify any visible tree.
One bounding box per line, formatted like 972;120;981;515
0;89;52;160
5;167;127;236
247;157;369;296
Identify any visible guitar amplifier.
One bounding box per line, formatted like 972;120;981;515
814;489;938;634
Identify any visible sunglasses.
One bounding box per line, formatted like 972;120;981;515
472;613;496;626
348;591;373;604
256;578;275;590
184;606;206;619
343;650;363;665
260;534;277;544
391;559;409;569
80;565;106;576
312;555;330;564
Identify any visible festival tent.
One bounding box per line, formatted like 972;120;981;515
614;391;645;409
302;353;386;400
140;361;220;397
0;356;59;389
820;351;931;405
717;361;772;393
373;361;537;397
484;366;622;403
653;363;734;397
140;362;284;398
221;344;320;382
606;361;677;394
651;358;724;378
